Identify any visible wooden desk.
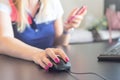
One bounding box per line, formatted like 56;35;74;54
0;42;120;80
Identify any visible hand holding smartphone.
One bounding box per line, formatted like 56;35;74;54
67;6;87;23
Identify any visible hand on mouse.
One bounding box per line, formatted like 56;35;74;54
32;48;69;70
64;7;87;31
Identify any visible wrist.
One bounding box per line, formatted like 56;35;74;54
63;25;70;35
63;30;69;34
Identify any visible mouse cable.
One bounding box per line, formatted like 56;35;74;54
65;71;80;80
65;70;108;80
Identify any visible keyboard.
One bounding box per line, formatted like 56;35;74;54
98;42;120;61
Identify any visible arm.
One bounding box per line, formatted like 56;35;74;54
0;11;69;70
54;8;87;46
53;17;70;46
0;11;43;61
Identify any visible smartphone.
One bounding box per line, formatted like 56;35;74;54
76;6;87;15
67;6;87;23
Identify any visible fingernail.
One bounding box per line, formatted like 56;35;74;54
54;58;60;63
45;66;49;70
65;57;69;62
48;63;53;67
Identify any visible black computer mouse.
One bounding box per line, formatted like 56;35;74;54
48;56;71;72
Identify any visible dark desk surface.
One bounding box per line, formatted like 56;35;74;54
0;42;120;80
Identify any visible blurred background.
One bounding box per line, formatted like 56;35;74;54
61;0;120;43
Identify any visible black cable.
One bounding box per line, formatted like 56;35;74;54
65;71;81;80
65;70;108;80
70;71;107;80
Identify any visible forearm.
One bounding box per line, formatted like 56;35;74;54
54;32;71;46
0;37;43;61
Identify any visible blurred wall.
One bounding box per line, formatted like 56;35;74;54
61;0;104;29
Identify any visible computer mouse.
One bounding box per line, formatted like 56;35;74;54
48;56;71;72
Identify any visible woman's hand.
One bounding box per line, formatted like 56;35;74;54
64;7;87;31
32;48;69;70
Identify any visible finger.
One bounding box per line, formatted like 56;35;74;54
74;15;83;21
68;8;79;17
71;22;81;28
42;57;53;67
71;18;81;25
65;20;80;29
69;15;83;27
38;59;49;70
68;20;80;28
67;8;84;23
53;48;69;62
45;48;60;63
71;18;81;24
